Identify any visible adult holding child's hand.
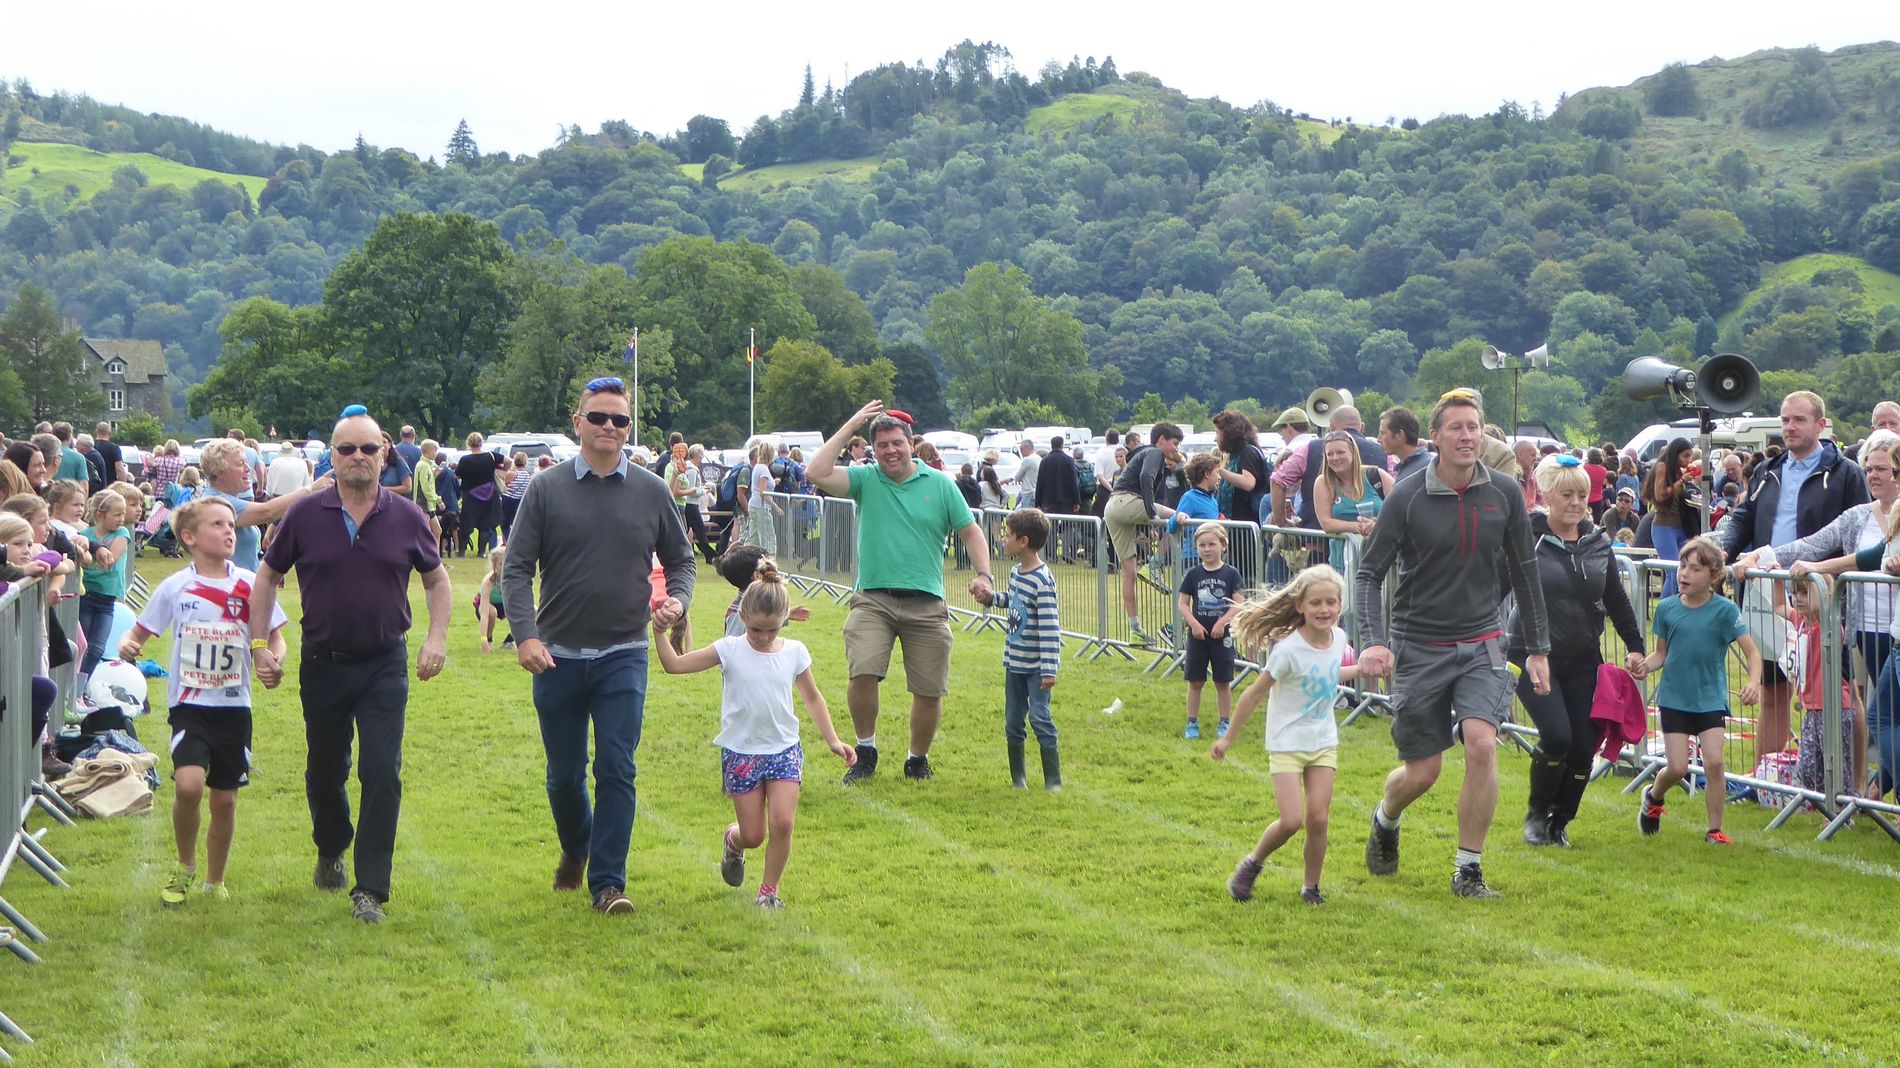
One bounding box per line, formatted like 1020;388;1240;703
502;374;696;916
807;397;988;783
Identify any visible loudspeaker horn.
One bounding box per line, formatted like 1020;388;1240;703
1523;342;1550;368
1480;345;1507;371
1305;387;1354;428
1624;356;1696;403
1696;352;1760;415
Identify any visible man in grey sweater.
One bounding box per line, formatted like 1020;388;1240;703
504;376;695;915
1354;391;1549;900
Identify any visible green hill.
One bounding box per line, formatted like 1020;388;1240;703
1719;253;1900;334
1024;91;1151;134
1;140;268;208
1570;42;1900;195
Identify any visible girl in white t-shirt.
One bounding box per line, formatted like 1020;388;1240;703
1210;564;1360;905
655;563;854;908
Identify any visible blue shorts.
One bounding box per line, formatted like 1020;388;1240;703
722;743;803;795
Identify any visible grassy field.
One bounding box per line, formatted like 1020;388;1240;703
1717;252;1900;335
0;141;268;209
9;552;1900;1065
708;157;881;194
1024;92;1151;136
1294;118;1349;146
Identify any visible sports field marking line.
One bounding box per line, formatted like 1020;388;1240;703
1096;758;1846;1059
405;846;569;1068
638;808;997;1064
842;793;1464;1068
105;804;159;1068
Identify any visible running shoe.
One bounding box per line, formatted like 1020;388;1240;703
160;864;195;907
903;755;933;780
1451;863;1502;899
591;887;634;916
842;745;878;785
1300;886;1326;906
1128;620;1153;645
351;890;386;923
1638;786;1665;836
721;824;745;887
200;882;231;902
1227;857;1263;902
755;891;784;909
1183;720;1201;740
1704;830;1733;845
1366;811;1400;876
1216;718;1230;739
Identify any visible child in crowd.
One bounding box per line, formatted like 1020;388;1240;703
1167;454;1224;565
972;508;1064;789
1614;527;1635;549
1177;525;1242;740
717;544;810;637
1638;536;1762;845
77;488;133;677
476;546;511;653
1;512;69;777
1212;563;1358;905
1776;575;1865;798
655;562;853;908
118;497;288;905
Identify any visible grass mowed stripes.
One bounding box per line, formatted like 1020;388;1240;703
9;555;1894;1064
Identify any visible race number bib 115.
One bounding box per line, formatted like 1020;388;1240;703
178;620;246;691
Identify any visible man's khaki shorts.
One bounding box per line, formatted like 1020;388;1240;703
1105;491;1152;562
844;589;954;697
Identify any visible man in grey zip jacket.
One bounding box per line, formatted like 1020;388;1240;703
1355;392;1550;900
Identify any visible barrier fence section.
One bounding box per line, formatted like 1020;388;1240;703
3;575;77;1051
959;508;1111;655
761;493;858;603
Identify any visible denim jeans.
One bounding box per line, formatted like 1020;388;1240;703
78;591;117;676
1653;522;1685;599
1003;669;1058;748
1873;651;1900;796
532;648;648;896
301;642;409;902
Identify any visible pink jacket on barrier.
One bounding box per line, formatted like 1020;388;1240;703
1591;663;1647;762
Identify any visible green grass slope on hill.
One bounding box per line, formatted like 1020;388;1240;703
1025;90;1151;134
1577;42;1900;195
709;156;880;193
1293;118;1347;146
1717;252;1900;333
0;140;268;208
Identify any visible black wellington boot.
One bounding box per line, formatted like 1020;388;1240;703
1008;743;1028;789
1040;746;1062;791
1523;757;1561;846
1548;769;1590;847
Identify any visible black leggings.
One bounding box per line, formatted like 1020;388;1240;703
1513;653;1601;776
679;503;716;560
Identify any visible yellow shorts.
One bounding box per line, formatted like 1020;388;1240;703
1268;748;1339;775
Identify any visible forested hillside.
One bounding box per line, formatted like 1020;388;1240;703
3;40;1900;445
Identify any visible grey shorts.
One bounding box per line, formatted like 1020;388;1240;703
1389;635;1513;762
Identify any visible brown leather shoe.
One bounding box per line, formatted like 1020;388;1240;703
553;854;586;891
592;886;634;915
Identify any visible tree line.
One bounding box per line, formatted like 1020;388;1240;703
4;43;1900;444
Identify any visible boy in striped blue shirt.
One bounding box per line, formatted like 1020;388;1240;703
975;507;1063;789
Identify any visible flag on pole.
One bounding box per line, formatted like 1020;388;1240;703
623;331;637;363
747;336;755;365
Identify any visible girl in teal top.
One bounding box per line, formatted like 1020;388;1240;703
78;488;133;675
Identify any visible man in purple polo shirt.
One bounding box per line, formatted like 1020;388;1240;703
251;408;451;924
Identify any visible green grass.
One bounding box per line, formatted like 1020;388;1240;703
0;141;268;210
1024;92;1151;136
1294;118;1348;146
710;157;881;194
11;552;1900;1064
677;162;705;182
1717;252;1900;335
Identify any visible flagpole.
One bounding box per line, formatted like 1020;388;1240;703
748;327;756;440
631;326;640;446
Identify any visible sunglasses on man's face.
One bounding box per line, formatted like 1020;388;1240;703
333;442;382;457
582;410;632;428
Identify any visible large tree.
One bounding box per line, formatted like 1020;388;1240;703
627;236;817;440
481;247;677;432
323;212;518;439
0;284;98;425
926;262;1119;425
757;339;897;435
792;263;881;364
189;297;352;436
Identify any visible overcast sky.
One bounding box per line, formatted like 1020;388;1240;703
8;1;1892;160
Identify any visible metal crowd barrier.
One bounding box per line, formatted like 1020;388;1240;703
2;576;80;1054
760;493;859;603
959;507;1112;656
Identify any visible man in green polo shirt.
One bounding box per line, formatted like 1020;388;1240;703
807;400;992;782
